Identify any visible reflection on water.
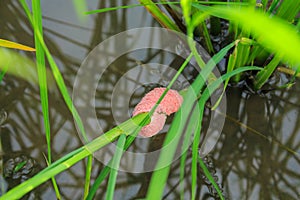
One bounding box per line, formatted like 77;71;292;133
0;0;299;199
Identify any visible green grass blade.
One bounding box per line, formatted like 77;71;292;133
20;1;114;198
0;113;150;200
0;62;8;83
87;53;193;199
146;49;217;200
105;134;126;200
179;151;188;200
275;0;300;22
0;39;35;51
85;0;246;15
139;0;180;31
84;156;93;199
31;0;61;198
198;156;224;200
191;102;203;200
191;4;300;67
254;55;282;90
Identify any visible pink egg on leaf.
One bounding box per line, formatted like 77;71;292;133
132;87;183;137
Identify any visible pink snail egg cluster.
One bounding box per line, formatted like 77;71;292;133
132;87;183;137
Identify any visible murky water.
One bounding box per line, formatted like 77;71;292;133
0;1;299;199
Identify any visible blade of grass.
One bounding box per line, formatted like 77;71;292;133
191;4;300;67
275;0;300;22
105;134;126;200
87;53;194;199
0;39;35;51
32;0;60;198
179;150;188;200
254;54;282;90
146;47;216;200
20;0;94;196
0;63;9;83
191;66;262;200
198;156;224;199
0;113;150;200
85;1;247;15
146;64;261;199
139;0;180;31
84;156;93;199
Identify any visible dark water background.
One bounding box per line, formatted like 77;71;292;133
0;1;299;199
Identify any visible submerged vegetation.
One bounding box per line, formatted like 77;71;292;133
0;0;299;199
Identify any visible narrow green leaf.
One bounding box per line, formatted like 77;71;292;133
146;46;220;199
0;113;150;200
106;134;126;200
0;62;9;83
31;0;61;198
87;53;193;199
192;4;300;67
254;55;282;90
198;156;224;200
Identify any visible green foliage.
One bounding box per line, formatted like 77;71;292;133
2;0;298;199
106;134;126;200
191;2;300;88
0;113;150;200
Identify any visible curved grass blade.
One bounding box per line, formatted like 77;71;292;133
0;39;35;51
0;113;150;200
254;55;282;90
105;134;126;200
32;0;60;198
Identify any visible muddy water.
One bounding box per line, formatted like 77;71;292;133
0;1;299;199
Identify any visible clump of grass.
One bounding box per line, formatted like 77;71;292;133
1;0;299;199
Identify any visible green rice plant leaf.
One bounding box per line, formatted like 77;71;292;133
0;62;8;83
198;156;224;200
85;0;246;15
254;55;282;90
0;39;35;51
87;53;194;199
267;0;280;13
84;156;93;199
275;0;300;22
106;134;126;200
201;21;214;53
179;151;188;200
21;0;94;197
139;0;180;31
146;45;228;199
0;113;150;200
146;63;260;199
191;4;300;67
31;0;61;198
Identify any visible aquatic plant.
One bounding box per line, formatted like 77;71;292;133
0;0;299;199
